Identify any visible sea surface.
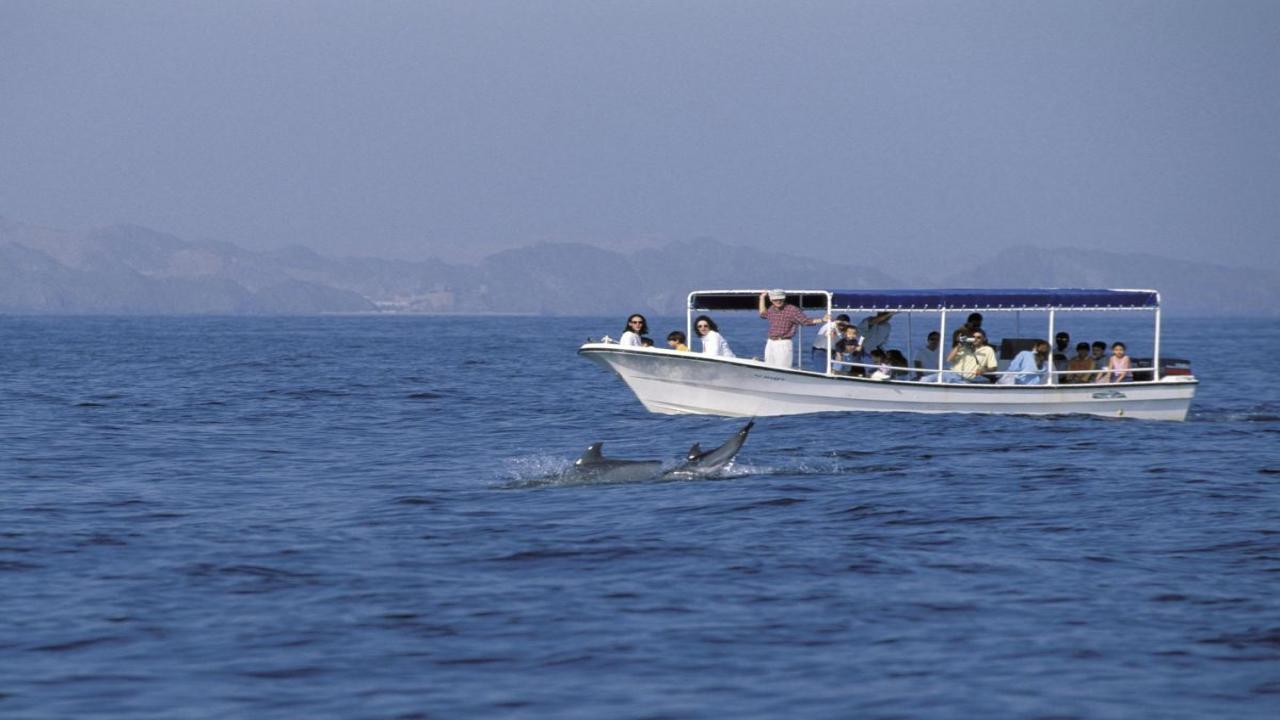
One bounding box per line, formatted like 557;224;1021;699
1;314;1277;719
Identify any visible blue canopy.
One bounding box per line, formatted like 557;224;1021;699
689;288;1159;311
828;288;1159;310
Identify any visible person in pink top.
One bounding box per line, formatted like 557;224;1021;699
758;289;827;368
1097;342;1133;383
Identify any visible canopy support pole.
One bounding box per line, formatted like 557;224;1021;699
1153;306;1162;382
826;293;834;375
686;293;693;353
936;311;947;382
906;312;914;373
1047;310;1056;385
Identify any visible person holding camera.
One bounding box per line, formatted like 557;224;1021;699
945;329;997;383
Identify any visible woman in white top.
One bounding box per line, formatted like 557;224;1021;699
694;315;735;357
619;314;649;347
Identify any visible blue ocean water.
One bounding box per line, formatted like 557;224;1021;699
1;314;1277;719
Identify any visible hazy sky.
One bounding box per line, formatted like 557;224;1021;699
2;0;1277;274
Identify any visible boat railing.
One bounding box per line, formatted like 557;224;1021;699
827;358;1140;384
589;338;1162;385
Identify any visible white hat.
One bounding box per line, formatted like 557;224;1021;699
768;289;786;300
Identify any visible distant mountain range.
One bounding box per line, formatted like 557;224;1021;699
939;246;1280;317
1;217;1275;316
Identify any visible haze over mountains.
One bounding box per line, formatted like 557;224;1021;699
0;217;1274;316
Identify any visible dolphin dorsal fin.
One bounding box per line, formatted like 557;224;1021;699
686;443;703;461
576;442;605;466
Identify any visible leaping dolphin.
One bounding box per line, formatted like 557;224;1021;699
559;421;755;484
665;420;754;477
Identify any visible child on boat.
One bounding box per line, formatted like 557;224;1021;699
1090;341;1108;371
1097;342;1132;383
1066;342;1095;383
834;325;865;376
868;349;892;380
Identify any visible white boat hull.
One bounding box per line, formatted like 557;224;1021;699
579;344;1197;421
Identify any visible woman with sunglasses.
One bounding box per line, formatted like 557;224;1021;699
620;314;649;347
693;315;735;358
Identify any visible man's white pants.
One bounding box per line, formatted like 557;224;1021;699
764;338;793;368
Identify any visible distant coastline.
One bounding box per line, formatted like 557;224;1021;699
2;217;1276;317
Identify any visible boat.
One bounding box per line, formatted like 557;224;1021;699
579;288;1197;421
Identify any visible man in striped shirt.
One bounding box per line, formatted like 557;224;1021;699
758;289;828;368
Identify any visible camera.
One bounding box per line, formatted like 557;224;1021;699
957;335;976;345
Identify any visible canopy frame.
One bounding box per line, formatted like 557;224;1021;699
686;288;1163;381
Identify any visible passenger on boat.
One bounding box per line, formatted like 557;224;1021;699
1053;331;1071;374
856;311;895;352
666;331;690;352
758;290;826;368
944;329;997;383
811;314;851;369
998;340;1051;385
1090;341;1107;370
912;331;942;379
834;325;865;376
1096;342;1133;383
1066;342;1095;383
620;314;649;347
694;315;735;358
868;349;892;380
885;349;911;379
951;313;985;348
641;337;654;347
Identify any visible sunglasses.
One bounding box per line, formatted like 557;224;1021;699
629;320;643;325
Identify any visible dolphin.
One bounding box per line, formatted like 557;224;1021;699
566;442;664;484
540;421;755;486
665;420;755;477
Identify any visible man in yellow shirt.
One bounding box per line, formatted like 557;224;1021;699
945;329;998;382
